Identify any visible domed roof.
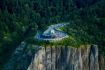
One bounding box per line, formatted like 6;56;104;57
42;28;56;36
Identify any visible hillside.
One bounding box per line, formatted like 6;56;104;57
3;43;105;70
0;0;105;69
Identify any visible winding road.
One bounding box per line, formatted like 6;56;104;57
35;23;69;41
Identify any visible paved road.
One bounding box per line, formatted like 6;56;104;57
48;23;69;29
35;23;69;41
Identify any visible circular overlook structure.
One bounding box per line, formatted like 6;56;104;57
35;23;69;41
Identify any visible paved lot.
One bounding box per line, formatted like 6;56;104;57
35;23;69;41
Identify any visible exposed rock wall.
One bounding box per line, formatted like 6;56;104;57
3;43;104;70
28;45;101;70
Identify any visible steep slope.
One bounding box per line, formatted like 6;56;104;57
28;45;104;70
3;42;105;70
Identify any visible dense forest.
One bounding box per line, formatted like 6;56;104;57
0;0;105;69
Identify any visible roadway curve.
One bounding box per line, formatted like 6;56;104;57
35;23;69;41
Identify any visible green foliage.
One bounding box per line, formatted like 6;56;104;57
64;0;105;60
0;0;105;69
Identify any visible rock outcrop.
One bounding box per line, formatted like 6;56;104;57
28;45;101;70
3;43;105;70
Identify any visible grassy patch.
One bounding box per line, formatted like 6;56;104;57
25;34;89;48
56;26;65;31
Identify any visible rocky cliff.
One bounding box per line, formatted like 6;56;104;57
28;45;104;70
3;43;105;70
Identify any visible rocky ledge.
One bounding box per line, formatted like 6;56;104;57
28;45;104;70
3;43;105;70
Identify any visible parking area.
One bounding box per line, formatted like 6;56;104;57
35;23;69;41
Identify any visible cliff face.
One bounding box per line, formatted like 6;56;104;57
28;45;101;70
3;43;104;70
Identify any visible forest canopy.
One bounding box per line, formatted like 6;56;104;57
0;0;105;69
